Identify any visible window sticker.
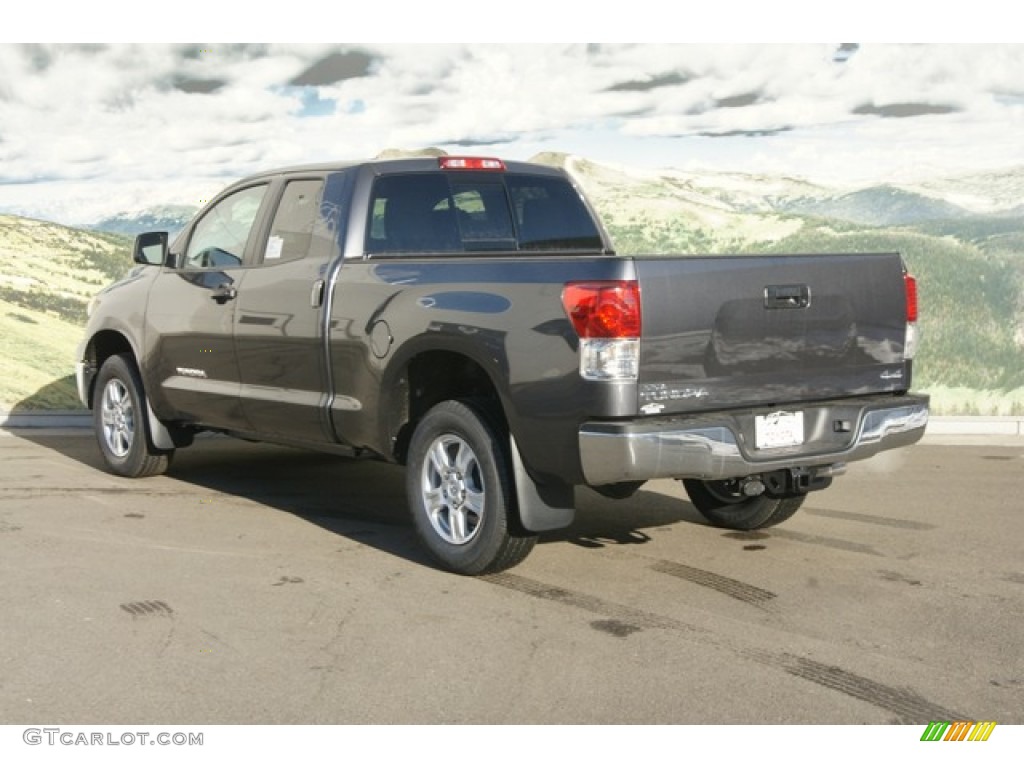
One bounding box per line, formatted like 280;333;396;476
266;235;284;260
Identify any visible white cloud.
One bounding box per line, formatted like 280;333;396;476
1;43;1023;223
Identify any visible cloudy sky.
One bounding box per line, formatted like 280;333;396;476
1;41;1023;225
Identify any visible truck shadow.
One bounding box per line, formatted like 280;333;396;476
18;432;704;569
8;374;82;412
549;487;707;549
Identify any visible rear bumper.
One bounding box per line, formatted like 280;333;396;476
578;393;929;485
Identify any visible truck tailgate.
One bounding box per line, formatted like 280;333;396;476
634;252;912;415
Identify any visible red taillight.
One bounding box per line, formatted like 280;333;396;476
438;156;505;171
904;274;918;322
562;281;641;338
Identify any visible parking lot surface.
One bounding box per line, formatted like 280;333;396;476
1;430;1021;724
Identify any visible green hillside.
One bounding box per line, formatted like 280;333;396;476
556;156;1024;416
736;225;1024;414
0;214;131;410
2;157;1023;416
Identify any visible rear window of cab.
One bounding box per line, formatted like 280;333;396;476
367;172;603;255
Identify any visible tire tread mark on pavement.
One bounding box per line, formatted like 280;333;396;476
649;560;776;606
478;573;699;634
805;509;935;530
743;651;967;724
481;573;963;723
120;600;174;617
764;529;883;556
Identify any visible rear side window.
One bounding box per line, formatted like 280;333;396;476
263;179;331;264
366;172;602;255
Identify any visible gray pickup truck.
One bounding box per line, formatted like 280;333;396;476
76;156;928;574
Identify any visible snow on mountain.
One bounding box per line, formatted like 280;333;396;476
908;167;1024;216
533;152;806;251
532;153;1023;240
93;205;197;238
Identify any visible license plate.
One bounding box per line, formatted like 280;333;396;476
755;410;804;449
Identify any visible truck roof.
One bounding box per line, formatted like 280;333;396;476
234;156;569;184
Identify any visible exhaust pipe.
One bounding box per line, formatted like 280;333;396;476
815;463;847;478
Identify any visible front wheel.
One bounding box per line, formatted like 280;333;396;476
93;354;172;478
406;400;536;575
682;478;804;530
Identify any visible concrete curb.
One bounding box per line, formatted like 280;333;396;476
2;410;1022;438
926;416;1024;437
1;410;93;428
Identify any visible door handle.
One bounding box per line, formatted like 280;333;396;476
211;284;237;304
311;279;325;308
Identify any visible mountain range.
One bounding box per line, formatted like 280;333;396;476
1;152;1022;414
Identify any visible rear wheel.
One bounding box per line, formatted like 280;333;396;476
406;400;536;575
682;477;804;530
93;355;172;478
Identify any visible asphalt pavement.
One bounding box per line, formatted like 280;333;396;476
1;429;1021;724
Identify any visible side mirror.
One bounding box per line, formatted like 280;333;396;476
132;231;168;266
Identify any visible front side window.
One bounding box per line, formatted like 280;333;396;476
185;185;268;269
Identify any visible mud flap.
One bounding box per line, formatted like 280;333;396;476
146;399;177;452
510;435;575;532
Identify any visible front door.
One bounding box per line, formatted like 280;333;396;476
145;183;269;430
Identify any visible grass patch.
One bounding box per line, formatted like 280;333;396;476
0;298;84;411
924;385;1024;417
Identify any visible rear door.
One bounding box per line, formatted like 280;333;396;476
232;175;344;442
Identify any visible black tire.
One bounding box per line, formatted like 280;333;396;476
591;481;645;500
93;354;172;478
406;400;536;575
682;478;804;530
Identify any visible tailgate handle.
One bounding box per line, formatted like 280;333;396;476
764;284;810;309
